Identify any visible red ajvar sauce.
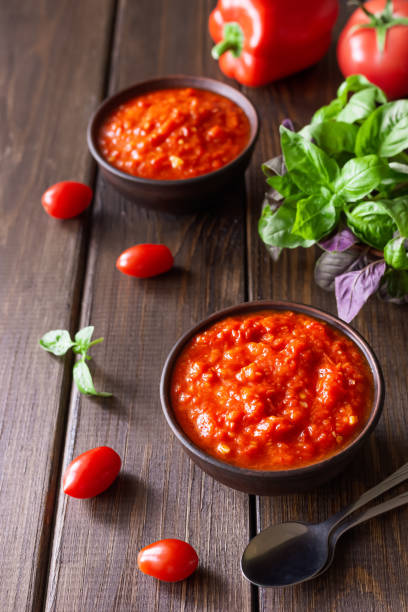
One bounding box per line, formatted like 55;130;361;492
171;311;373;470
98;88;250;180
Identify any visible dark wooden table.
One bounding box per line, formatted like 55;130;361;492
1;1;407;610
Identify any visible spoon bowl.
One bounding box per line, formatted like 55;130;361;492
241;521;330;587
241;461;408;587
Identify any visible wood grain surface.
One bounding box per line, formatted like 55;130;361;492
1;0;407;611
0;1;115;610
45;0;252;610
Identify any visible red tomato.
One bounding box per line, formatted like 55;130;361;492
337;0;408;99
63;446;121;499
41;181;93;218
116;244;173;278
137;539;199;582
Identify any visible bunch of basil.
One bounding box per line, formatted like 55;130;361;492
259;75;408;322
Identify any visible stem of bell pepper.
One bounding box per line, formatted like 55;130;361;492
211;22;244;60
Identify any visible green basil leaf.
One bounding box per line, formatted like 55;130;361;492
380;163;408;187
75;326;94;345
73;360;112;397
39;330;74;356
337;75;387;104
334;155;388;201
383;268;408;297
336;89;380;124
73;325;94;355
292;195;338;241
374;197;408;237
355;100;408;157
310;121;358;155
384;237;408;270
310;98;344;125
280;126;339;194
266;173;299;197
345;201;397;249
258;199;314;248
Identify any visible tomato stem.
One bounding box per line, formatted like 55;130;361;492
354;0;408;53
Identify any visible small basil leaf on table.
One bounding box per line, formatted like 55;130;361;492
384;237;408;269
259;199;315;248
310;121;358;155
334;155;388;201
319;227;358;252
345;201;397;250
315;249;361;291
335;260;387;323
355;100;408;157
280;126;339;194
73;325;94;353
39;330;74;356
73;360;112;397
40;325;112;397
336;88;381;124
292;195;339;241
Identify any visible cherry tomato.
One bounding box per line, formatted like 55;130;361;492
41;181;93;218
137;539;199;582
63;446;121;499
116;244;173;278
337;0;408;99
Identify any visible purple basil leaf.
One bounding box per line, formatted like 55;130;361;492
314;249;361;291
335;260;386;323
281;118;295;132
262;154;286;178
319;228;358;252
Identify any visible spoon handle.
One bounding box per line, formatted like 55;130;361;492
334;491;408;537
313;492;408;580
326;461;408;531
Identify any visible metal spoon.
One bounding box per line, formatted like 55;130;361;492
241;461;408;587
310;491;408;580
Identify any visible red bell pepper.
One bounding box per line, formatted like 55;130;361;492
209;0;339;87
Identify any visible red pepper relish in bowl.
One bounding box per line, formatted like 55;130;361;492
170;310;374;471
97;87;250;180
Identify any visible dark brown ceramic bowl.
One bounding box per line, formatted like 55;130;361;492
160;301;384;495
87;75;259;214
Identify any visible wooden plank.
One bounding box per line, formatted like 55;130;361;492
0;1;115;610
244;4;408;611
45;0;253;610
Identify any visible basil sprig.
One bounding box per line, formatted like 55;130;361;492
40;326;112;397
259;75;408;321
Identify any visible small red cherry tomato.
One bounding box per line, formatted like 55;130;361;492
137;538;199;582
63;446;121;499
116;244;173;278
41;181;93;218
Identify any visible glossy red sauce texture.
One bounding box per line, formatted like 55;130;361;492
171;311;373;470
98;88;250;180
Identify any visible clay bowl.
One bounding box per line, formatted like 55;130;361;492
87;75;259;214
160;301;384;495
